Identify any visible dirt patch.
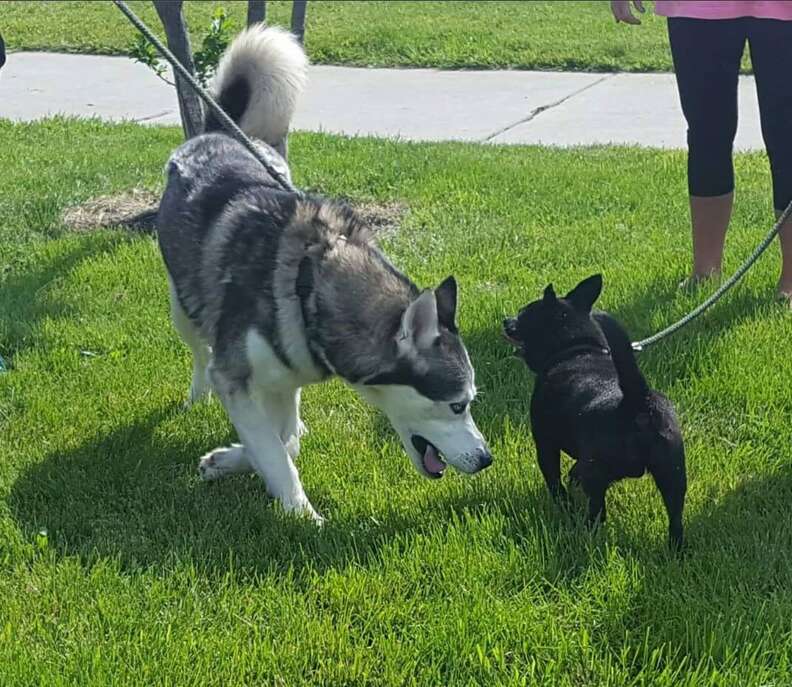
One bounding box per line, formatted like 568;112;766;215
62;188;159;234
353;200;408;239
62;189;406;238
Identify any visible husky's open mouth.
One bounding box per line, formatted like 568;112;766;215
411;435;447;478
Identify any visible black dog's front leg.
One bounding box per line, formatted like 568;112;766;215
586;483;608;526
573;461;611;527
535;440;566;503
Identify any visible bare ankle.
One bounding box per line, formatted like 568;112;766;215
691;267;721;281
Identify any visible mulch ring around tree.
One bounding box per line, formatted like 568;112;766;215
62;188;160;234
62;189;407;237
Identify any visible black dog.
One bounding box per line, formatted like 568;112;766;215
503;274;686;549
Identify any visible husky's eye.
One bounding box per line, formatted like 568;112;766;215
450;402;467;415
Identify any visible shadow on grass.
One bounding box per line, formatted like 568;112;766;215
9;393;602;588
9;404;352;580
6;265;782;594
611;464;792;660
0;237;125;365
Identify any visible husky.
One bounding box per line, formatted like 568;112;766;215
157;26;492;523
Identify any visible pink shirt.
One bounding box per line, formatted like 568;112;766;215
654;1;792;19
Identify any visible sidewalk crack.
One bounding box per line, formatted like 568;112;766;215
132;109;174;123
481;73;615;143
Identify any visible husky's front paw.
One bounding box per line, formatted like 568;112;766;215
197;450;225;480
281;497;324;525
310;510;325;526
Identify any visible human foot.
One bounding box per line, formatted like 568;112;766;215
679;271;721;292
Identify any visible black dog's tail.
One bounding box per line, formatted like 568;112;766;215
593;311;650;408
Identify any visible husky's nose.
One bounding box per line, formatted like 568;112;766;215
503;318;515;333
476;448;493;471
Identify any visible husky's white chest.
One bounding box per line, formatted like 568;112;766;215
245;328;326;391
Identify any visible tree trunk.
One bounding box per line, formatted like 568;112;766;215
153;0;203;139
247;0;267;26
290;1;307;44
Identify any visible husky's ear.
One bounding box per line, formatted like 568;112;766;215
543;283;557;306
435;276;457;332
399;289;439;350
565;274;603;312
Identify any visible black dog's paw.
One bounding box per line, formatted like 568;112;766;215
586;500;607;528
668;527;686;555
550;484;574;510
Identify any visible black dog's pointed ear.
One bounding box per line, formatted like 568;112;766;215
435;275;457;331
543;283;557;306
565;274;603;312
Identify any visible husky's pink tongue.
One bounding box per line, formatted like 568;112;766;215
423;443;446;475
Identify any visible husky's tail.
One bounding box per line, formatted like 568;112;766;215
204;25;308;148
593;311;650;409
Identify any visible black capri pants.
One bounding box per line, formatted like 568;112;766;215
668;17;792;212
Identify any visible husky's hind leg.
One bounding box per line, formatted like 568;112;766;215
198;444;254;480
168;278;211;405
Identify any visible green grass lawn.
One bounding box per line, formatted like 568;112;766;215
2;118;791;685
3;0;686;72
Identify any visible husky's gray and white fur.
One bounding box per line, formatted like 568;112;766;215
158;26;492;522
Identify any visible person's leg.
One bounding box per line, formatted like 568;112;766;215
775;207;792;300
667;18;747;281
747;19;792;300
689;193;734;279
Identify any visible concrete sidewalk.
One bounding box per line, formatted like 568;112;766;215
0;51;766;150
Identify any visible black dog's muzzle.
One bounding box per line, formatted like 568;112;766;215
502;318;520;345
